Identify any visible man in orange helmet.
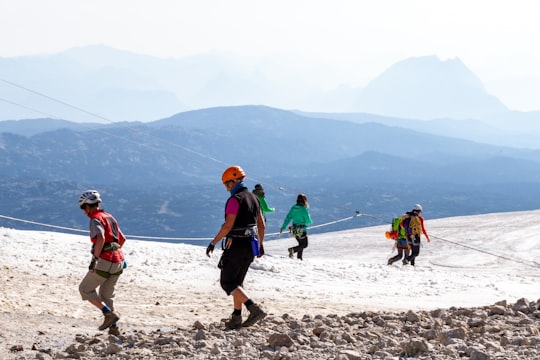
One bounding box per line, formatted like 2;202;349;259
206;165;267;329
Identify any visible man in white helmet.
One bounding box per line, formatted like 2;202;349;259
401;204;430;266
78;190;126;335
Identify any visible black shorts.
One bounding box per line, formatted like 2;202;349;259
219;241;254;295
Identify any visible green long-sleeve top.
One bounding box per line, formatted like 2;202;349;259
256;194;275;214
280;204;312;231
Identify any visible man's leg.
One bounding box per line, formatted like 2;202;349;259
232;287;249;310
409;243;420;266
297;235;308;260
388;249;402;265
99;275;120;311
79;271;119;330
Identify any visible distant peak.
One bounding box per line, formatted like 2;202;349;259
359;55;507;119
391;55;466;68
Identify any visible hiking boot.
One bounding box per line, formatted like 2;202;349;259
288;248;294;258
108;325;120;336
99;311;120;330
242;304;267;327
225;314;242;330
387;259;394;265
402;259;409;265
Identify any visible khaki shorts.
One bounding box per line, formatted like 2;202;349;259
79;270;120;303
95;258;123;275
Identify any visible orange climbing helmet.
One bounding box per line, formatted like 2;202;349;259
222;165;246;184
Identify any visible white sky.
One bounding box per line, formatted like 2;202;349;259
1;0;540;110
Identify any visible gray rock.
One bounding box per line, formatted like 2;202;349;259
268;333;294;348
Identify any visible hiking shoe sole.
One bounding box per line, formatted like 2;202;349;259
225;322;242;330
99;312;120;330
108;326;120;336
242;309;267;327
225;314;243;330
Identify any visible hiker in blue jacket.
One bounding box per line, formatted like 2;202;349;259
280;194;313;260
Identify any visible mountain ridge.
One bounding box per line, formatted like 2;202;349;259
1;105;539;238
356;56;508;119
0;46;525;122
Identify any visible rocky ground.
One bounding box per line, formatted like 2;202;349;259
3;298;539;360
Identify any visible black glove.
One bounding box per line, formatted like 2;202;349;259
89;256;97;271
258;245;264;257
206;243;215;256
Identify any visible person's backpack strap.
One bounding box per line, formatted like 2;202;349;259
402;214;411;236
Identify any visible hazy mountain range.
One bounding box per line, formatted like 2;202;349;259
1;106;539;240
1;46;539;240
1;45;539;128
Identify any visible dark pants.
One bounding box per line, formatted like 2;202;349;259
219;241;254;295
406;235;421;266
290;225;308;260
388;247;410;265
292;235;308;260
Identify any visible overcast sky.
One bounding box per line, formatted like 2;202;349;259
1;0;539;111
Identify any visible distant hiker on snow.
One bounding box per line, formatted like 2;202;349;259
386;215;410;266
401;204;431;266
206;165;267;329
78;190;126;335
280;193;313;260
252;183;275;221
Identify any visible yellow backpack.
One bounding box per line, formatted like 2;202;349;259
404;212;422;237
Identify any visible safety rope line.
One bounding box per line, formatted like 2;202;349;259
0;214;88;233
1;78;113;123
0;96;59;118
0;214;210;241
308;211;363;230
0;212;362;242
1;81;225;180
430;234;539;269
0;77;228;167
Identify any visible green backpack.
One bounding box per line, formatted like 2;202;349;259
386;217;406;240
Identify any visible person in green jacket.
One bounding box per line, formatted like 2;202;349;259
252;184;275;221
280;194;313;260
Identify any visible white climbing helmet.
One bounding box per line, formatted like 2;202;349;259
412;204;423;212
78;190;102;207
